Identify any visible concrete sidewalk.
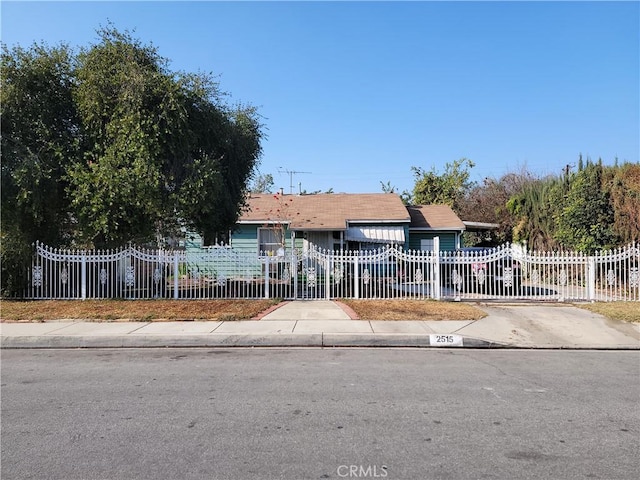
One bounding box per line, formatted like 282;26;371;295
1;301;639;349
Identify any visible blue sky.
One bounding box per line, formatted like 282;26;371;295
2;1;638;194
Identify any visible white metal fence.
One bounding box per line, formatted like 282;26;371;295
21;241;640;301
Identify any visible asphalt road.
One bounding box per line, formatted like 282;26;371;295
1;348;639;480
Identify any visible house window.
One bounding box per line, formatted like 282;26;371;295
258;228;284;255
421;238;435;252
347;241;384;252
203;230;230;247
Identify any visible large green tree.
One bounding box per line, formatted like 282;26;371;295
1;26;263;293
68;28;168;245
1;43;78;246
408;158;475;212
507;176;565;251
67;27;263;246
2;26;263;248
554;159;618;252
506;158;636;252
1;43;79;294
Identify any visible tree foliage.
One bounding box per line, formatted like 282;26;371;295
507;176;565;251
1;27;263;293
251;173;275;194
2;26;263;248
457;169;536;245
1;43;78;246
505;158;638;252
1;43;80;295
66;27;263;247
554;159;617;252
609;162;640;244
408;158;475;212
405;156;638;253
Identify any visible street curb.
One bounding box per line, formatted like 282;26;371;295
1;334;511;349
1;334;323;349
321;334;506;348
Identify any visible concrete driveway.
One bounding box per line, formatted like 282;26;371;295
464;303;640;348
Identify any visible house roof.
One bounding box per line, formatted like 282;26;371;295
463;221;500;231
240;193;410;230
407;205;466;231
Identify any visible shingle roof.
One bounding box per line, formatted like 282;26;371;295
407;205;465;230
240;193;410;230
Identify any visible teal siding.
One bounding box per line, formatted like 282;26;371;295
182;226;261;279
408;232;458;251
230;223;415;252
189;224;418;252
231;224;299;253
230;225;259;253
184;231;203;251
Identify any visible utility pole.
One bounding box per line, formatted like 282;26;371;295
278;168;311;194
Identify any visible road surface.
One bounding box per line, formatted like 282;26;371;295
2;348;638;479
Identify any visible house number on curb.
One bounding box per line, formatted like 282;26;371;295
429;334;464;347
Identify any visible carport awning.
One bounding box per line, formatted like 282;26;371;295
345;226;405;244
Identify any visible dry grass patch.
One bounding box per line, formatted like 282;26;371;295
0;299;280;322
340;299;486;321
576;302;640;323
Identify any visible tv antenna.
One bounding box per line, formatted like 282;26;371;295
278;168;311;194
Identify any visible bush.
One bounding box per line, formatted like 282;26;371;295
1;234;32;297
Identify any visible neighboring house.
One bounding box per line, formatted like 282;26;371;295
406;205;466;251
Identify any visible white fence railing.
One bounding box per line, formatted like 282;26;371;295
21;241;640;301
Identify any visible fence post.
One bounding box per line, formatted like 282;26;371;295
353;254;360;299
588;256;596;301
325;251;331;300
292;250;298;300
81;253;87;300
30;242;36;299
173;254;179;299
264;258;270;299
433;236;441;300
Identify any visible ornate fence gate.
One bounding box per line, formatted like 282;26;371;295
439;244;639;302
294;246;439;301
22;242;639;302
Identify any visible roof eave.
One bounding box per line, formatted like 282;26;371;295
409;227;466;231
347;218;411;224
238;220;292;225
291;228;342;232
462;221;500;230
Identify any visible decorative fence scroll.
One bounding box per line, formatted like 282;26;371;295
22;241;639;302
